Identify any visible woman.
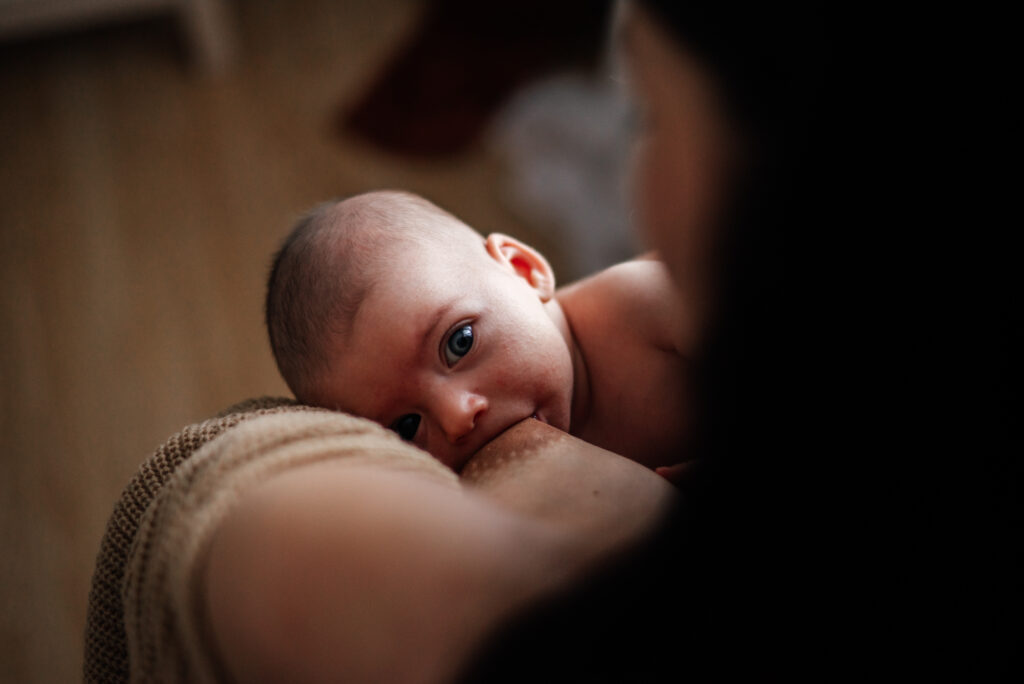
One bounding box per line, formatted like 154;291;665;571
122;2;1012;682
203;4;835;681
461;2;1016;680
461;3;843;678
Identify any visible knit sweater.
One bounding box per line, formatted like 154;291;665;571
84;397;456;683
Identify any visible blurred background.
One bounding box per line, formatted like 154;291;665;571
0;0;638;680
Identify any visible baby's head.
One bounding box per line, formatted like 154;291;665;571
266;190;576;471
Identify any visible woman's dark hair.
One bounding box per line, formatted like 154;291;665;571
637;3;1016;679
461;4;1015;680
632;0;856;671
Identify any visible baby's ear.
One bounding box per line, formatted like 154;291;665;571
484;233;556;302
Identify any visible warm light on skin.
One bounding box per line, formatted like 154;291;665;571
303;189;690;472
199;8;758;682
205;421;680;684
311;227;580;473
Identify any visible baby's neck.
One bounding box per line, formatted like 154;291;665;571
544;297;591;437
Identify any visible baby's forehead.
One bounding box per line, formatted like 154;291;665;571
333;192;462;234
333;208;483;272
334;193;476;241
358;239;489;304
325;205;487;326
337;251;473;364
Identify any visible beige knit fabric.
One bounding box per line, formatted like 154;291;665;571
84;397;456;683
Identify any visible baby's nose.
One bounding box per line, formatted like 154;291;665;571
436;390;488;443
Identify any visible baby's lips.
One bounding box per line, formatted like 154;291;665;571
470;413;540;462
530;411;551;426
451;419;518;473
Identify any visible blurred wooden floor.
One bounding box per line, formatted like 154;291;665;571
0;1;567;680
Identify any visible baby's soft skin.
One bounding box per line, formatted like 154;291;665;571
554;256;691;468
277;191;691;472
310;228;578;472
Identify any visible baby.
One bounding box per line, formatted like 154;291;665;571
265;190;690;473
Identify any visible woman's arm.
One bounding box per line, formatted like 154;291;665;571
202;420;676;684
203;460;580;684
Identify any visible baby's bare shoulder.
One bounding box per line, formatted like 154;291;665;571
560;259;685;353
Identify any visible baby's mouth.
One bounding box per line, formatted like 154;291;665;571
530;412;547;425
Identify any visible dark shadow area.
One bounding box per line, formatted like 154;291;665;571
339;0;613;157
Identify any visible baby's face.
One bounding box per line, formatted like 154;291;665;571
312;233;575;472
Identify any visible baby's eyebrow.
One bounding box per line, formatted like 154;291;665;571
416;297;459;358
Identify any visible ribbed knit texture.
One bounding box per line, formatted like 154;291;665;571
84;397;455;683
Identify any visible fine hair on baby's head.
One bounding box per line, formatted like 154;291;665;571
265;190;484;402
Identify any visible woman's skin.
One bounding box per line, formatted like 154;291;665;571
205;421;677;684
462;419;678;558
204;4;703;683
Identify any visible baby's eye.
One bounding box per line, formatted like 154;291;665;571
443;325;474;367
391;414;420;441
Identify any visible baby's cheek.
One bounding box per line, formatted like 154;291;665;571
534;349;575;430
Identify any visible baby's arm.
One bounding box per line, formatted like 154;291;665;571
611;263;701;484
557;259;693;469
611;262;701;483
